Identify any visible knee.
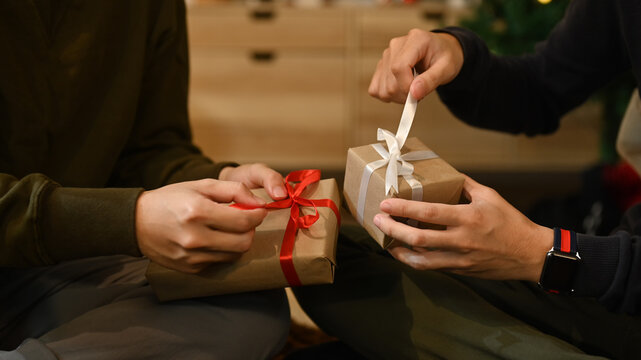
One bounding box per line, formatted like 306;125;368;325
240;288;291;352
193;288;291;359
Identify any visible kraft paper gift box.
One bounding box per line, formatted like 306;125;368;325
146;173;340;301
344;137;464;248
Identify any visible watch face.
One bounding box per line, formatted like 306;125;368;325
539;251;580;293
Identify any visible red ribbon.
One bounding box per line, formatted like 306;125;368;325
231;169;340;287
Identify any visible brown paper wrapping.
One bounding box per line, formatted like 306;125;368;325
146;178;340;301
344;137;464;248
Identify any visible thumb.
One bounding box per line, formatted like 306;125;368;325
461;174;487;202
409;60;450;100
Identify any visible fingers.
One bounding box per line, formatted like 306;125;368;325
368;29;436;103
200;201;267;232
379;198;464;225
159;248;244;274
373;213;455;249
248;164;287;200
410;58;449;100
218;164;287;201
388;246;471;272
369;40;411;104
194;178;266;207
369;29;464;103
387;35;414;98
178;226;256;254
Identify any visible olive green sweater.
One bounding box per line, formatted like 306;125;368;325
0;1;231;266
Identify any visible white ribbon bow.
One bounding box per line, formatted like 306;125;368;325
379;89;420;195
355;89;439;225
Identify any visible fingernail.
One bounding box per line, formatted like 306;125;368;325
373;214;382;227
380;200;391;212
273;186;286;199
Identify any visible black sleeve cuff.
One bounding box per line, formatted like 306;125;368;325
573;233;620;297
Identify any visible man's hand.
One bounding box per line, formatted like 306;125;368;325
219;163;287;201
369;29;464;103
136;179;268;273
373;175;554;282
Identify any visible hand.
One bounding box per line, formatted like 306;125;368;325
368;29;464;103
136;179;268;273
219;163;287;201
373;175;553;282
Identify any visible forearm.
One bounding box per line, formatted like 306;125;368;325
435;1;627;136
0;173;142;267
435;27;565;136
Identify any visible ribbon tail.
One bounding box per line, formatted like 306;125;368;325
385;155;399;195
280;216;302;287
395;90;417;149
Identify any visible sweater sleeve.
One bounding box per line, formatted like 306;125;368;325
435;0;629;136
574;204;641;314
434;1;639;313
0;173;142;267
1;1;232;267
107;0;236;190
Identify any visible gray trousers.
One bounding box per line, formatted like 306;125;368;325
294;226;641;360
0;256;290;360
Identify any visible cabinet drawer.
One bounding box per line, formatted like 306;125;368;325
358;5;445;50
187;4;348;50
189;49;348;168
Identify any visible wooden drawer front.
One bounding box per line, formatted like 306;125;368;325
356;55;600;172
189;50;348;169
188;5;347;50
358;6;445;50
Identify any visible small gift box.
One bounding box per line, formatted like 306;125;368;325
344;87;464;248
344;136;464;248
146;170;341;301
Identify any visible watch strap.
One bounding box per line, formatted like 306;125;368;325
553;227;577;255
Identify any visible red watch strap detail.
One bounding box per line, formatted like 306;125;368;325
560;229;572;253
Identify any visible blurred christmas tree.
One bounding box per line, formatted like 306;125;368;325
460;0;635;163
460;0;569;55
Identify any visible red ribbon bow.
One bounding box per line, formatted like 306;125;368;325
232;169;340;286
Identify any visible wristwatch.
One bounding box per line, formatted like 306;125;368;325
538;228;581;294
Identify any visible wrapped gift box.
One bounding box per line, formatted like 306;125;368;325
344;137;464;248
146;177;340;301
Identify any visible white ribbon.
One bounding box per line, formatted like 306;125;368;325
355;89;439;225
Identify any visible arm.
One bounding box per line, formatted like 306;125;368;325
374;177;641;314
369;0;629;136
368;0;638;313
107;0;225;189
1;1;285;270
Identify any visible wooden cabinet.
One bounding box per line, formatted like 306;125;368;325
187;2;601;173
188;4;349;169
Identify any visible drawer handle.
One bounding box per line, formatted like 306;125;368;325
251;51;276;62
422;11;443;21
251;9;275;21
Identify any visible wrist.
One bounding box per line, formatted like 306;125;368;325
529;225;554;283
537;228;582;294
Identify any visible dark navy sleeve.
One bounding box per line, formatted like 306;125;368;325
435;0;639;314
435;0;629;136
